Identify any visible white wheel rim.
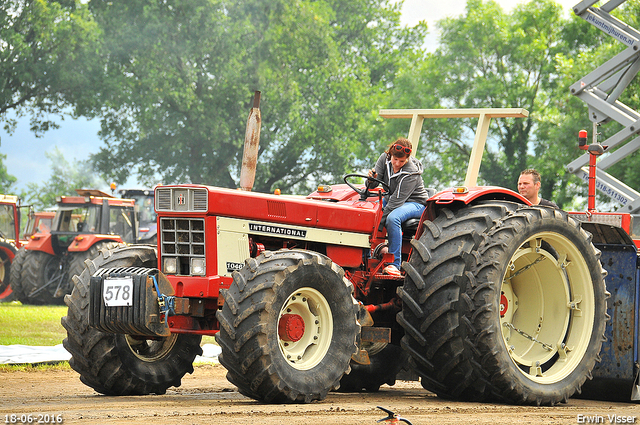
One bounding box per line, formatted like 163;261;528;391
277;287;333;371
125;333;178;362
0;258;6;282
500;232;595;384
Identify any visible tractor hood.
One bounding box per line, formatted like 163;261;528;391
155;184;380;235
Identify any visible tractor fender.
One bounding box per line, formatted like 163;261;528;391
24;233;54;255
67;234;124;253
579;221;636;246
415;186;529;240
430;186;529;206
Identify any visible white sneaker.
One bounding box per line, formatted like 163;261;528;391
383;265;402;276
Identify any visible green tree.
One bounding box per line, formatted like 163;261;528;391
0;153;17;194
386;0;593;208
0;0;102;138
23;148;105;210
89;0;426;194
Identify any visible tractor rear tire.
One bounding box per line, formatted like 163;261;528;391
7;247;27;302
17;251;65;305
398;201;520;401
466;206;607;405
67;241;121;291
62;245;202;395
216;249;360;403
398;204;607;405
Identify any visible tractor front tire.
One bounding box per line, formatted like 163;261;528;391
67;241;121;290
62;245;202;395
216;249;360;403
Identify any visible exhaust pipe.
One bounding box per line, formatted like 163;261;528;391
239;91;262;191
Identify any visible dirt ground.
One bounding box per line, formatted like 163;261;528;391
1;364;639;425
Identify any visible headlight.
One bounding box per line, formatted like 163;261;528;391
191;258;205;276
164;257;177;274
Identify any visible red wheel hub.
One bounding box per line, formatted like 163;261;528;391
500;293;509;317
278;314;305;342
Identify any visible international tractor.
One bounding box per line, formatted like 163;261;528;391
0;194;22;302
60;106;611;405
61;0;640;406
11;190;137;305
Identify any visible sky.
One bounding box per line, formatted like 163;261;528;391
2;0;582;194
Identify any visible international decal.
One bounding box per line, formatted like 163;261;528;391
177;193;185;205
249;223;307;238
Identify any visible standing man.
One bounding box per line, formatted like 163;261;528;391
517;169;559;208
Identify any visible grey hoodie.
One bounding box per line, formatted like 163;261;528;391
371;152;430;225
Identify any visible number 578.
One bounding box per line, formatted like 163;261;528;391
104;285;131;301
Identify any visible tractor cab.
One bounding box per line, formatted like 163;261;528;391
117;188;157;244
44;192;137;253
0;195;20;246
23;211;54;240
0;194;21;301
49;203;103;255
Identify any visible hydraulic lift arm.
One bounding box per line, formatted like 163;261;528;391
567;0;640;213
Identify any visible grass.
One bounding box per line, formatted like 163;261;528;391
0;302;70;371
0;362;71;372
0;302;219;370
0;302;219;346
0;302;68;346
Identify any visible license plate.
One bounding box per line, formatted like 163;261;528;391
103;277;134;307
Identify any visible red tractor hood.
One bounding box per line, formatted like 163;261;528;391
159;184;380;235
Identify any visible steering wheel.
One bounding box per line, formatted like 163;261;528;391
344;173;390;200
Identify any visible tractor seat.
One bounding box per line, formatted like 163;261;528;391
399;188;435;239
402;218;420;239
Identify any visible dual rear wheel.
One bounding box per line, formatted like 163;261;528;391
398;203;607;405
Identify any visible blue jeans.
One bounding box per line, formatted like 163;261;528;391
385;202;426;269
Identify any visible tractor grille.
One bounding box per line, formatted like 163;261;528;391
160;218;205;275
156;187;208;212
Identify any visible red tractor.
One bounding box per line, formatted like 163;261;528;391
11;190;137;305
61;107;613;405
0;194;22;302
61;0;640;403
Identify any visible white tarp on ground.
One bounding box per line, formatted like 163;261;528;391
0;343;221;365
0;344;71;364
